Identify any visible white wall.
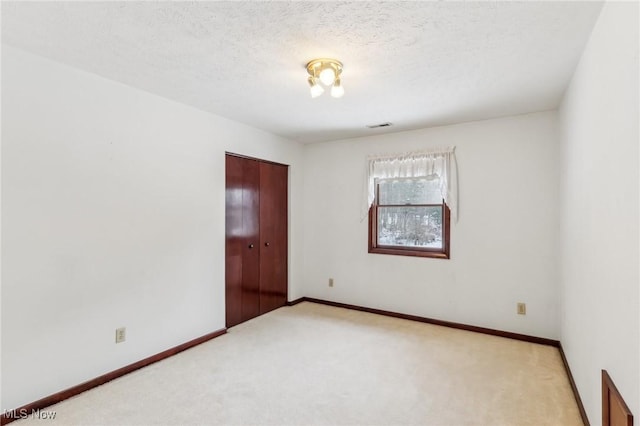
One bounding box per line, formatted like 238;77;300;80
558;2;639;424
1;46;304;411
303;111;560;339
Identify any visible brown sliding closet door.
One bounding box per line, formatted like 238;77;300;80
225;153;288;328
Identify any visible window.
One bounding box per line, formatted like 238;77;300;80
369;177;450;258
362;148;457;259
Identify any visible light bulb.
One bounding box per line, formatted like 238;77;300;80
319;67;336;86
331;79;344;98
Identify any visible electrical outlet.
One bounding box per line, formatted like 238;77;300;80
517;303;526;315
115;327;126;343
329;278;334;287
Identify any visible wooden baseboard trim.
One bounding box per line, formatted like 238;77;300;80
299;297;560;346
286;297;306;306
558;343;590;426
1;328;227;426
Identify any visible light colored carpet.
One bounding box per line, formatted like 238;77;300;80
14;302;582;425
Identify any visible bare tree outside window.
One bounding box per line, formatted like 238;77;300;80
369;177;450;259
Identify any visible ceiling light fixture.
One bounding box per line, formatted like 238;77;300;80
306;58;344;98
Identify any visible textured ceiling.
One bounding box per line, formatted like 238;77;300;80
2;1;603;143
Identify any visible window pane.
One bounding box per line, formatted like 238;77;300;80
378;178;442;205
377;206;443;249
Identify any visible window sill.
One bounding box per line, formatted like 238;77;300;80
368;246;449;259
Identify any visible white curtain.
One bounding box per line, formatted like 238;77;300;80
361;147;458;221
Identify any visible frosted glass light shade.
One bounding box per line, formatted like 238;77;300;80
310;83;324;98
331;80;344;98
319;68;336;86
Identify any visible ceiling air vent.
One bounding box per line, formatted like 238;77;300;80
366;122;393;129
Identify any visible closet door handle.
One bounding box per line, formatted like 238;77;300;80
248;244;254;249
265;242;270;247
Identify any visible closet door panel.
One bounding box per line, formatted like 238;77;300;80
241;159;261;322
225;155;244;328
259;162;288;314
